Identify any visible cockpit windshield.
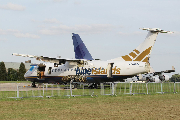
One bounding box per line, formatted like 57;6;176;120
29;66;35;71
28;64;38;71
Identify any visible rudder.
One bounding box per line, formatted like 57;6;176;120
72;33;93;60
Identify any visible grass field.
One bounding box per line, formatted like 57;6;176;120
0;94;180;120
1;82;180;119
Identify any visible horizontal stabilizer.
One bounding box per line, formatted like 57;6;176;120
140;28;173;33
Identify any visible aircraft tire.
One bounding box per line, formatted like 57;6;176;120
32;82;36;87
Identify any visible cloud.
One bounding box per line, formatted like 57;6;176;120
31;19;39;22
0;29;19;35
38;25;46;28
32;18;60;24
0;29;7;35
0;38;8;41
43;18;60;24
118;31;145;36
14;33;40;39
52;0;67;2
74;1;81;5
0;28;40;39
0;3;26;11
39;24;114;35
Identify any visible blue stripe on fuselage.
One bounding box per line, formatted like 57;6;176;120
25;75;134;83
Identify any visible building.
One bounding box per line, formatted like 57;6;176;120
4;62;31;71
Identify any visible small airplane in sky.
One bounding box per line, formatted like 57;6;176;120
13;28;173;87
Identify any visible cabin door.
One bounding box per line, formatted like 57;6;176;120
107;63;114;78
37;64;46;79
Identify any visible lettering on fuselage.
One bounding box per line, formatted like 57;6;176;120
76;67;91;75
76;66;121;75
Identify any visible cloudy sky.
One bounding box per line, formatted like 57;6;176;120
0;0;180;76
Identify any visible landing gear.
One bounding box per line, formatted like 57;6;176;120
88;83;97;89
32;82;36;87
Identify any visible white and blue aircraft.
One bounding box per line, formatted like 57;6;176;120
13;28;173;87
73;33;175;83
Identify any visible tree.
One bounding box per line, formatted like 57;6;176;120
0;62;7;81
7;68;18;81
18;62;26;81
170;74;180;82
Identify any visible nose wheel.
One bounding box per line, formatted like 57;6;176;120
31;82;36;87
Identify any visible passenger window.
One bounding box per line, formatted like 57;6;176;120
54;63;58;67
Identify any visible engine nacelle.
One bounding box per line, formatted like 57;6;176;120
159;75;165;81
154;77;161;83
164;75;169;81
159;75;169;81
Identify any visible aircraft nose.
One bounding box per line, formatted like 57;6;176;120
24;72;29;78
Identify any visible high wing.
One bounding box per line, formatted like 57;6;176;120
12;53;86;65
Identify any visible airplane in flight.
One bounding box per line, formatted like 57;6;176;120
13;28;173;87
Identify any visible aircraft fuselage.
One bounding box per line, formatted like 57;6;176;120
24;60;149;84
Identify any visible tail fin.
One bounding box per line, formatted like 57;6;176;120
112;28;173;62
72;33;93;60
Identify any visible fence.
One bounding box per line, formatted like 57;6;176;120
0;82;180;99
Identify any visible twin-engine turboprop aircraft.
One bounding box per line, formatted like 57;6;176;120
13;28;173;87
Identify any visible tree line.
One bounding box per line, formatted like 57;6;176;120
169;74;180;82
0;62;26;81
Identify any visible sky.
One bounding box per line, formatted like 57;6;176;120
0;0;180;76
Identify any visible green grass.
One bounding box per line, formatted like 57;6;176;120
0;94;180;120
1;82;180;119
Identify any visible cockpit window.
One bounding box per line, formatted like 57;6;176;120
29;66;35;71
